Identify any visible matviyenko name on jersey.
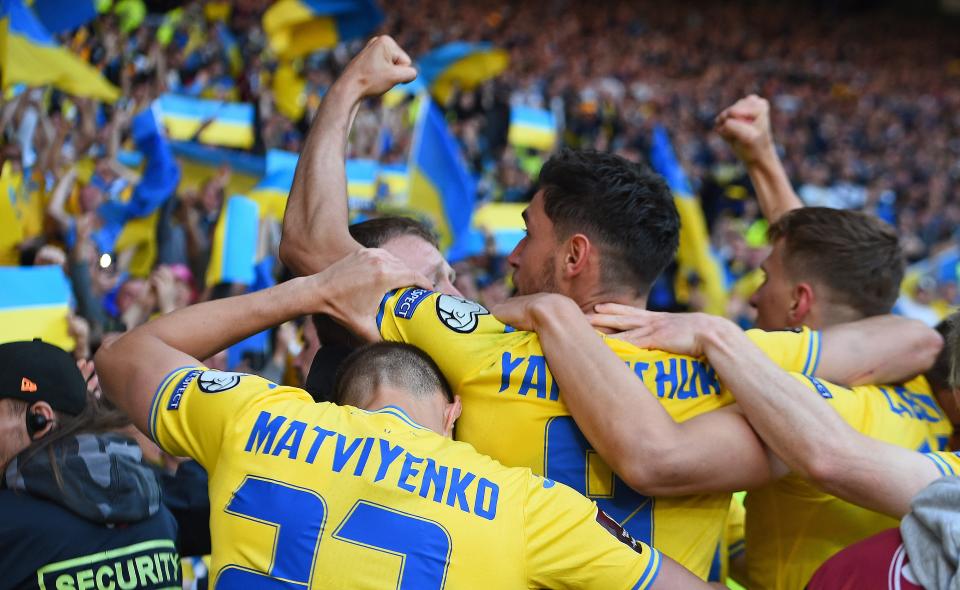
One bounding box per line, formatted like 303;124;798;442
243;410;500;520
394;288;432;320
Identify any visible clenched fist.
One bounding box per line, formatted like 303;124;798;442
343;35;418;99
714;95;775;165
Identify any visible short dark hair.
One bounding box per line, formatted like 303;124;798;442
349;217;438;249
333;342;454;407
538;149;679;296
767;207;904;318
926;312;959;394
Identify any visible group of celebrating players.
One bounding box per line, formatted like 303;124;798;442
90;36;959;589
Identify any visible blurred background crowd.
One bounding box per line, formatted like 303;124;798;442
2;0;959;384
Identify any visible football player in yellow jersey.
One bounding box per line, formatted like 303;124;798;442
277;36;943;580
712;94;954;588
577;306;960;589
96;250;712;589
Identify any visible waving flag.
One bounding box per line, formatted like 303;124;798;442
472;202;527;255
249;149;298;222
508;106;557;151
649;125;728;316
206;196;260;287
417;42;509;104
31;0;97;34
377;163;409;203
0;266;74;350
346;159;379;210
407;98;476;251
0;0;118;101
158;94;254;149
263;0;382;59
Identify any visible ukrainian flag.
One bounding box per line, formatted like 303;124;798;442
0;0;118;101
407;98;476;250
169;141;262;196
263;0;382;60
31;0;96;34
205;196;260;288
508;106;557;152
472;202;526;255
418;42;509;104
158;94;254;150
346;159;379;211
377;163;409;204
649;125;729;316
249;149;298;222
0;265;74;350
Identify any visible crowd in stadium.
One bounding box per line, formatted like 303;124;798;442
1;0;960;588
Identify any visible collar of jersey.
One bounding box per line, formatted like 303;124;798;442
365;405;430;431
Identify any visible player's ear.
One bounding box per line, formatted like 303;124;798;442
562;234;592;279
789;282;815;325
443;395;462;438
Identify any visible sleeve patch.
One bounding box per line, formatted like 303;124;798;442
595;508;645;555
167;369;202;410
436;294;489;333
394;288;434;320
197;370;248;393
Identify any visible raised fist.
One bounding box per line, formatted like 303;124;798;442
343;35;418;98
714;95;774;164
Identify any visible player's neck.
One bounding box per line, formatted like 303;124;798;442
574;291;647;332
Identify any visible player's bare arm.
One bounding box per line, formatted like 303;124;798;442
278;36;417;276
715;95;803;222
97;250;430;434
594;308;942;519
493;294;779;496
591;303;942;387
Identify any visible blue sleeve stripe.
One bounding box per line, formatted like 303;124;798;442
924;453;954;476
633;548;662;590
376;289;397;333
147;365;194;444
810;330;822;375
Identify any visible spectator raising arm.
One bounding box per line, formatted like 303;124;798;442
279;36;417;276
97;250;429;434
715;95;803;222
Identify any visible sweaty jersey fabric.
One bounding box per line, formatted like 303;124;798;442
745;374;952;590
377;288;822;578
148;367;663;589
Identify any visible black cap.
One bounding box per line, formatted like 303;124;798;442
0;340;86;415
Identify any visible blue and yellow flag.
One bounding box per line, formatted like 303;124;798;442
0;265;74;349
206;196;260;288
346;158;378;211
649;125;729;315
31;0;96;34
263;0;382;59
407;98;476;251
472;202;526;255
377;163;409;204
248;149;298;222
417;42;509;104
508;106;557;152
0;0;118;101
158;94;254;150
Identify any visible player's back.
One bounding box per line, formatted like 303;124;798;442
149;367;663;589
378;289;743;578
745;374;953;590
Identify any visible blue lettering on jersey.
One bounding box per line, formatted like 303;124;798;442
167;369;202;410
499;355;719;401
241;411;501;521
394;288;433;320
879;386;945;423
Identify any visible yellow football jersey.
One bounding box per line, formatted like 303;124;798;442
377;289;824;579
745;374;952;590
149;367;663;589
